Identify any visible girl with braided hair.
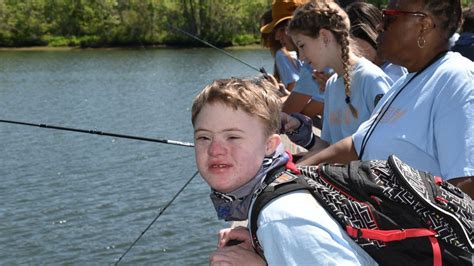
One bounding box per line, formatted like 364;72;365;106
284;1;392;152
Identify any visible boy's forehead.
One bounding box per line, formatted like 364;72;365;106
195;102;261;128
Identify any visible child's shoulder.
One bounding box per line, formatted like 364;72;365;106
353;57;391;83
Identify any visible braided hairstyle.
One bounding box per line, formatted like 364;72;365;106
421;0;463;40
288;1;358;118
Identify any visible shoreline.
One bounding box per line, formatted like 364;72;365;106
0;44;265;52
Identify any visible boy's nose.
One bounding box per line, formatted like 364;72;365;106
208;139;226;156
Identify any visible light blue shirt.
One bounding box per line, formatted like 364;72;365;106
293;63;325;102
275;49;301;87
321;57;392;144
380;62;408;84
353;52;474;180
257;191;378;266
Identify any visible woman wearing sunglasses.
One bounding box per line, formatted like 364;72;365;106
298;0;474;199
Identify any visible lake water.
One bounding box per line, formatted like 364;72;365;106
0;47;273;265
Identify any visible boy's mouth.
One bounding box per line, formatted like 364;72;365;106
211;164;228;168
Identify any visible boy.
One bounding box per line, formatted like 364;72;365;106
191;77;376;265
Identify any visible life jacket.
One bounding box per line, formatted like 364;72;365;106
249;155;473;266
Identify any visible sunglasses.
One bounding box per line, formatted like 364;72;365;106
382;9;427;30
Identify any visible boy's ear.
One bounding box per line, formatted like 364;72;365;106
265;134;281;156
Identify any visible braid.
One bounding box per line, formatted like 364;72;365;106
422;0;463;39
332;6;358;119
341;29;358;118
289;1;358;118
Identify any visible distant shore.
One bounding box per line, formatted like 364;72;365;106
0;44;264;52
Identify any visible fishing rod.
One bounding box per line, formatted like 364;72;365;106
114;170;200;265
168;24;268;75
0;119;194;148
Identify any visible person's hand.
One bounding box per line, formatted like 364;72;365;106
209;245;265;266
263;73;290;97
283;113;315;149
312;70;331;93
217;226;252;250
211;227;264;266
281;112;301;133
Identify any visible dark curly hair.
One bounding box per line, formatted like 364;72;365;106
422;0;463;40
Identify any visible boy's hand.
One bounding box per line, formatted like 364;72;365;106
211;227;263;265
217;226;252;250
209;245;265;266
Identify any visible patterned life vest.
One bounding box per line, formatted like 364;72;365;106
249;155;473;266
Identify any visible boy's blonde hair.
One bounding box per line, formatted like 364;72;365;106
191;78;282;137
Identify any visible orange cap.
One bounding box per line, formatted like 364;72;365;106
260;0;306;34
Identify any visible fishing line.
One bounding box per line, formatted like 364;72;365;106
168;24;268;75
0;119;194;147
114;170;200;265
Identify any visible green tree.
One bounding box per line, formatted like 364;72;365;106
0;0;271;47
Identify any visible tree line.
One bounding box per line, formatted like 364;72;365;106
0;0;271;47
0;0;470;48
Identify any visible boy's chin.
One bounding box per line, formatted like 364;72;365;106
210;182;240;194
212;186;234;194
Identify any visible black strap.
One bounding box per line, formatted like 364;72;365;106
249;171;308;257
249;171;351;256
359;51;448;159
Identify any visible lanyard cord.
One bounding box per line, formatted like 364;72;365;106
358;51;448;160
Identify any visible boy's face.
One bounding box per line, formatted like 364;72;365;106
194;102;277;193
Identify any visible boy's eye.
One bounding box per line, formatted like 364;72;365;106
195;135;210;141
298;44;305;49
227;135;241;140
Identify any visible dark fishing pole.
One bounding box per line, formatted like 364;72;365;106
114;170;200;265
169;24;268;75
0;119;194;147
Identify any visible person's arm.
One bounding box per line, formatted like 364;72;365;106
286;81;296;92
282;92;311;114
304;136;329;155
297;136;358;166
301;99;324;118
448;176;474;199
